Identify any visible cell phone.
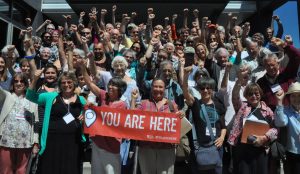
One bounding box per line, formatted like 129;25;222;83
184;53;195;67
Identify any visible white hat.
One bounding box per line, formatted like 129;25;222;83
286;82;300;95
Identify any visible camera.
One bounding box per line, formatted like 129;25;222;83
247;135;257;144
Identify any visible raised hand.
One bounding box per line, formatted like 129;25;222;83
275;89;285;105
183;8;189;15
193;9;199;18
179;57;185;67
25;18;31;26
45;19;52;25
148;14;155;20
270;37;285;49
147;8;153;15
131;12;137;18
150;37;159;46
272;15;280;21
112;5;117;12
58;26;64;33
63;15;72;21
34;68;44;81
80;11;85;18
131;89;139;100
81;36;88;44
225;62;233;72
101;9;107;15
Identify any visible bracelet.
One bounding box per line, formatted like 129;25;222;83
24;55;34;59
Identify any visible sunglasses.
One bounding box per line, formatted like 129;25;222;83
199;86;211;90
175;44;182;46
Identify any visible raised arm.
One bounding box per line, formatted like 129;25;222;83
183;8;189;29
78;60;102;97
112;5;117;27
100;9;107;31
182;66;195;106
220;62;232;89
274;89;288;127
271;15;284;39
62;15;71;36
145;10;155;43
35;20;51;35
171;14;178;41
57;26;67;69
193;9;201;37
200;17;208;44
232;66;248;112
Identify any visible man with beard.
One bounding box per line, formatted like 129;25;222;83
40;32;59;63
92;42;112;71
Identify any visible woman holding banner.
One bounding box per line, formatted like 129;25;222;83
131;78;184;174
79;61;127;174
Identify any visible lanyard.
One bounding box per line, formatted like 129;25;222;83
60;96;70;113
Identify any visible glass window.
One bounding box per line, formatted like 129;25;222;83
0;19;8;50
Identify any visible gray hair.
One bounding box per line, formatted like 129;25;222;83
40;47;51;53
263;53;278;63
122;49;136;60
215;47;229;58
111;56;128;69
57;71;78;92
164;42;175;52
73;48;85;58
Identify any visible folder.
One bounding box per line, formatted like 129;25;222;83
241;119;270;144
181;117;192;138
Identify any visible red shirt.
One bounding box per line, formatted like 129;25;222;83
91;89;127;154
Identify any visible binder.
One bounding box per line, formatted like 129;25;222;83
181;117;192;138
241;119;270;144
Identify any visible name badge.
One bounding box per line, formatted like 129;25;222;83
206;127;216;136
270;84;282;93
63;113;75;124
15;113;25;120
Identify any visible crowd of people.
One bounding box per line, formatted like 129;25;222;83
0;4;299;174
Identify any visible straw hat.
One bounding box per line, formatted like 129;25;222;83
286;82;300;95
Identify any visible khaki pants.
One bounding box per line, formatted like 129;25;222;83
91;142;121;174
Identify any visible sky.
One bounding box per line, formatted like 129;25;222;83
274;1;299;48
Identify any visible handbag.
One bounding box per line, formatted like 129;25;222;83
192;104;221;170
270;140;286;160
26;153;39;174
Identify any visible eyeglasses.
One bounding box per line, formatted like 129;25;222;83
44;36;51;39
124;55;134;59
187;40;193;44
247;92;260;97
175;44;182;46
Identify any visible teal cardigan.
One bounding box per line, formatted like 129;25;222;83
26;89;86;155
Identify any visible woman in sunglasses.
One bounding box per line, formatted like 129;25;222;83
182;66;226;174
0;73;39;173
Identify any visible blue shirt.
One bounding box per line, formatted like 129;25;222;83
275;105;300;154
